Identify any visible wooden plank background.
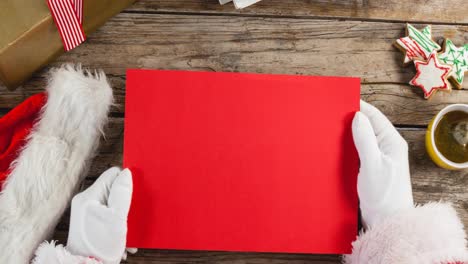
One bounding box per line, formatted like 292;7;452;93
1;0;467;263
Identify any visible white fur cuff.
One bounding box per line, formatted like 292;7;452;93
344;202;468;264
0;65;113;263
33;241;102;264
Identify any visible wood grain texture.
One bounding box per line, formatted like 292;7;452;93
1;13;467;126
127;0;468;24
2;81;467;126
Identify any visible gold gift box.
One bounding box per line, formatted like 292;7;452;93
0;0;136;90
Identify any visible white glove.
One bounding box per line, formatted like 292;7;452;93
352;100;414;228
66;167;133;264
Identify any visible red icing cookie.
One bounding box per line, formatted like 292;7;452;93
409;52;452;99
394;24;441;66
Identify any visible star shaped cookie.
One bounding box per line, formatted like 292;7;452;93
410;52;452;99
394;24;441;65
438;39;468;89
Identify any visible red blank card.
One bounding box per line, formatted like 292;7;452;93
124;69;360;254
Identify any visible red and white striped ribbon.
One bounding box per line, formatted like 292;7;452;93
47;0;86;51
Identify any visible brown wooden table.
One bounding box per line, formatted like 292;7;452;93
1;1;467;263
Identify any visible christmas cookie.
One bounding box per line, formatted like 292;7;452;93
394;24;441;65
438;39;468;89
410;52;452;99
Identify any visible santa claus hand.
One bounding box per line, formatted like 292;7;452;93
352;101;414;228
66;167;133;264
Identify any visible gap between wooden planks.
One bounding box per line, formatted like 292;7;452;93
128;0;468;24
0;13;467;126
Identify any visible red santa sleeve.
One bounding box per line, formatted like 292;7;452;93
344;202;468;264
32;241;102;264
0;92;46;188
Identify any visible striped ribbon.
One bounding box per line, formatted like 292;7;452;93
47;0;86;51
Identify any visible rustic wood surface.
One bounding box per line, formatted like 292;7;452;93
127;0;468;24
1;0;467;263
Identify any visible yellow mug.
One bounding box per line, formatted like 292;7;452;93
426;104;468;170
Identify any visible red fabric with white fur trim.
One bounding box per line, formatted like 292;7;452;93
0;93;46;189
